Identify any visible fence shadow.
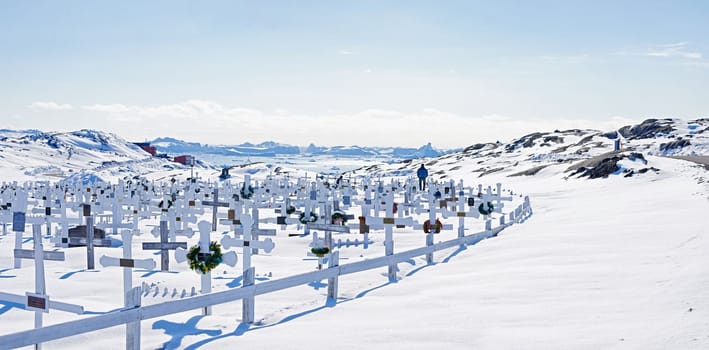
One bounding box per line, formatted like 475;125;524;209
182;298;338;350
0;268;16;279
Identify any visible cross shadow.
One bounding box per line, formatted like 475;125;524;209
152;315;223;350
307;280;327;290
0;268;16;278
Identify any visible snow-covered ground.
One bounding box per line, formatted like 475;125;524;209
0;119;708;349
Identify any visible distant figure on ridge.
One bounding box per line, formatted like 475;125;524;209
417;164;428;191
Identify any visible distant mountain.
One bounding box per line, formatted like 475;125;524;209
151;138;451;158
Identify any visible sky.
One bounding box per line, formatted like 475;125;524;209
1;0;708;148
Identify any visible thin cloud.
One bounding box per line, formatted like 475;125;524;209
644;42;702;59
337;49;355;55
28;101;73;110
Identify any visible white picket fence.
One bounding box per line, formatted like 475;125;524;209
0;200;532;349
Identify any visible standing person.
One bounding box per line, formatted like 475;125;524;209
417;164;428;191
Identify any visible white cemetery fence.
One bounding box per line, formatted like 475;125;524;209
0;199;532;349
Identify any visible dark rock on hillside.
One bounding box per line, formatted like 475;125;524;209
659;138;691;152
618;118;675;140
505;132;548;152
508;165;550;177
543;135;564;144
567;152;648;179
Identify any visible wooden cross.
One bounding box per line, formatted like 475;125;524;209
175;220;237;315
12;188;29;268
99;229;153;350
370;192;412;281
142;220;187;271
64;205;112;270
220;209;272;323
11;223;84;350
221;212;275;271
248;207;276;255
202;187;230;231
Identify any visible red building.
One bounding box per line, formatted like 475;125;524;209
173;155;195;166
133;142;156;156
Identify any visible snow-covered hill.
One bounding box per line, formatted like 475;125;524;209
0;129;192;183
353;118;709;182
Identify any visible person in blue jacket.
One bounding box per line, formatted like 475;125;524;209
417;164;428;191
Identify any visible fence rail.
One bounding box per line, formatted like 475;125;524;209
0;202;531;349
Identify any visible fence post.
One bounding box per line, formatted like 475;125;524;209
243;267;255;323
425;233;434;264
126;286;141;350
327;251;340;301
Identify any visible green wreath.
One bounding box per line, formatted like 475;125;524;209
311;247;330;257
286;205;296;215
478;202;494;215
240;184;254;199
299;212;318;224
186;241;223;274
331;210;348;225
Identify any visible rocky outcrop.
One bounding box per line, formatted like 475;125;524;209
567;152;648;179
618;118;675;140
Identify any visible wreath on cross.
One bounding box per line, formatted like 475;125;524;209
286;205;296;215
240;184;254;199
299;212;318;224
423;218;443;234
186;241;223;274
331;210;348;225
311;247;330;257
478;202;494;216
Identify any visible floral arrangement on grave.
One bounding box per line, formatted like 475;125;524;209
299;212;318;224
187;241;223;274
286;205;297;215
311;246;330;257
423;218;443;234
240;184;254;199
478;202;494;216
331;210;348;225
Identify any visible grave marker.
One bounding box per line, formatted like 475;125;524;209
142;220;187;271
202;188;230;231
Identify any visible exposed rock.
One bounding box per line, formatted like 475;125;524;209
505;132;548;152
543;135;564;144
479;167;505;177
567;152;648;179
618;118;675;140
660;138;691;152
508;165;549;177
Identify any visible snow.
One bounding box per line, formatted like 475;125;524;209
0;121;708;349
